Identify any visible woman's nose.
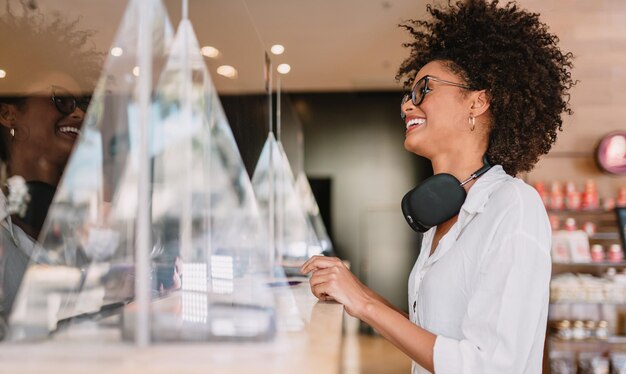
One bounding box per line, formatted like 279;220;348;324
401;100;415;119
69;107;85;120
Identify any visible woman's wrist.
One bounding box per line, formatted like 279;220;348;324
355;293;379;322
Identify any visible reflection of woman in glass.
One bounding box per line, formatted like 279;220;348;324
302;1;574;372
0;5;101;327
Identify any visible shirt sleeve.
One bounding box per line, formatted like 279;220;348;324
432;230;551;374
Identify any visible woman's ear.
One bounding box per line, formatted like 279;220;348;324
470;90;490;117
0;103;17;129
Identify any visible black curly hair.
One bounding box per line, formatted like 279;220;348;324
397;0;575;176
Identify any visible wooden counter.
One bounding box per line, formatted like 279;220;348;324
0;282;345;374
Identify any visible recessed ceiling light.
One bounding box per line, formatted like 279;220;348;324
0;69;6;79
270;44;285;55
217;65;238;79
277;64;291;75
201;46;220;58
132;66;140;77
110;47;123;57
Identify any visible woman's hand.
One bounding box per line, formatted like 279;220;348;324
300;255;372;318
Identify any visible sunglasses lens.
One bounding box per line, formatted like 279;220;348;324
53;96;76;114
51;86;79;115
77;96;91;113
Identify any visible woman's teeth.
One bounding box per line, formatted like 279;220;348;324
59;126;80;135
406;118;425;129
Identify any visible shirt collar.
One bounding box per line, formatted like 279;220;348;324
460;165;511;215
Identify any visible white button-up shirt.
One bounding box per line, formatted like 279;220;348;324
408;165;551;374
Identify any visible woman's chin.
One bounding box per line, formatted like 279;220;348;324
403;138;426;156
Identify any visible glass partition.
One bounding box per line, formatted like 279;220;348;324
280;91;334;256
0;0;291;343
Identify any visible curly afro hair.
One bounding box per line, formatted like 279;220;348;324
396;0;575;176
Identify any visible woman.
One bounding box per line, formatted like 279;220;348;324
301;0;574;372
0;76;91;322
0;4;101;328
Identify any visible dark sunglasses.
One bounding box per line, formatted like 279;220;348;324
51;85;91;115
401;75;472;108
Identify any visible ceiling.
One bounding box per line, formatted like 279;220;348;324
5;0;428;93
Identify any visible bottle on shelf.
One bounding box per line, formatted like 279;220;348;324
572;320;586;340
590;244;605;263
581;179;599;211
608;244;624;263
596;320;609;340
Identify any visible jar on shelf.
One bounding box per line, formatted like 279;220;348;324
608;244;624;263
581;179;599;210
550;181;564;211
583;221;596;237
564;217;577;231
556;320;573;340
565;181;581;211
572;320;586;340
596;320;609;340
591;244;605;262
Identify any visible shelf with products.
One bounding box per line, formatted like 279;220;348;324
549;336;626;352
535;180;626;372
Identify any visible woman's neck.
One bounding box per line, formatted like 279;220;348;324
8;156;64;187
430;150;486;192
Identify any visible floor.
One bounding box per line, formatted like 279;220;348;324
341;316;412;374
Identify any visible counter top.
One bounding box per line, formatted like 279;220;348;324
0;281;345;374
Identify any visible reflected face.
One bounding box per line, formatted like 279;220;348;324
400;61;473;159
11;72;87;167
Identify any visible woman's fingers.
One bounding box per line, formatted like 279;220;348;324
311;281;330;300
300;255;343;275
309;269;338;288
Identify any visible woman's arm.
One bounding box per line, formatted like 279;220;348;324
300;256;436;372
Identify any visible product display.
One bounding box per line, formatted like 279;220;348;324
578;352;609;374
551;271;626;304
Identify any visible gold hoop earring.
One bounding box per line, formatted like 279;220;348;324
469;116;476;132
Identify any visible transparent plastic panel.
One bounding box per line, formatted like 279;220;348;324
0;1;110;339
295;173;334;255
5;0;175;341
280;92;334;255
144;18;276;342
252;133;322;266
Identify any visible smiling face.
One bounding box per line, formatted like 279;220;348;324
5;71;86;171
401;60;484;161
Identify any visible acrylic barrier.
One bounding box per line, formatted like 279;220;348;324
0;0;326;346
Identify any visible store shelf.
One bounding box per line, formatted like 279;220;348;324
547;209;616;216
550;301;626;305
591;232;621;240
553;261;626;267
550;336;626;352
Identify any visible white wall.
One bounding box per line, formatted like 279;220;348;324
520;0;626;194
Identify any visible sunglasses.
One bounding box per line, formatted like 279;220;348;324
51;85;91;115
401;75;472;108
